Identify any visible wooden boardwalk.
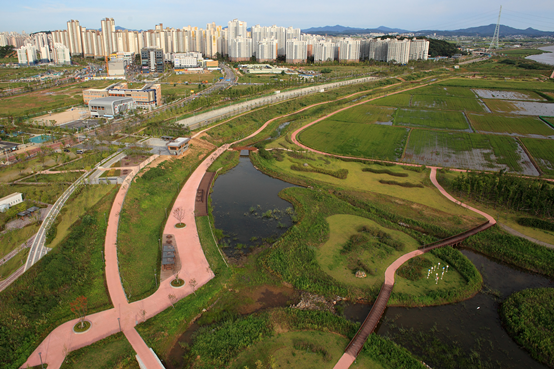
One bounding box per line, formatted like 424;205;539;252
340;220;494;362
195;171;216;216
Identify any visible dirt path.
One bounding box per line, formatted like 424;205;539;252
498;223;554;249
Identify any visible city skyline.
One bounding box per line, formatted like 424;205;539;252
2;0;554;34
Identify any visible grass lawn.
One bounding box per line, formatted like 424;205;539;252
230;330;383;369
393;109;470;130
298;121;409;160
467;113;554;136
437;78;554;92
47;184;116;249
0;248;29;281
411;95;486;112
0;224;39;260
57;151;114;170
165;71;222;84
520;137;554;176
0;183;68;204
330;104;396;124
34;172;82;183
264;152;482;221
316;214;420;291
404;129;529;173
0;187;117;368
414;85;477;98
367;93;412;108
60;332;139;369
118;146;212;302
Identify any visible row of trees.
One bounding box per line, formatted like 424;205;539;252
448;170;554;217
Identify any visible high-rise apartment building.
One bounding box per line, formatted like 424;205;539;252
53;43;71;65
409;38;429;60
337;38;360;62
387;38;410;64
314;41;336;62
229;37;252;61
285;39;307;64
257;39;278;62
67;20;83;56
101;18;116;56
17;44;37;65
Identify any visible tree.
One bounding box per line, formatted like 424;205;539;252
168;293;177;308
172;206;186;226
189;278;197;295
70;296;88;328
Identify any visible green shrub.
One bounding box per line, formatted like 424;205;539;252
397;256;433;281
379;179;424;188
516;217;554;232
362;168;409;177
290;164;348;179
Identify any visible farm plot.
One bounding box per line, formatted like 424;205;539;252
367;93;412;108
472;89;546;101
485;100;554;116
394;109;470;130
411;95;487;112
331;105;396;124
467;113;554;137
299;120;409;160
415;85;477;98
520;137;554;176
437;79;554;92
403;130;539;175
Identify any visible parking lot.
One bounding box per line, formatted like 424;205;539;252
60;119;100;131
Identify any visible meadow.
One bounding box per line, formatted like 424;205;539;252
403;129;534;174
467;113;554;136
393;109;470;130
298;121;409;160
520;137;554;176
330;104;396;124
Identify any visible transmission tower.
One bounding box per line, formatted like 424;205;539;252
489;5;502;52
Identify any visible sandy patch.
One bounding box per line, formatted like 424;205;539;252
32;108;90;126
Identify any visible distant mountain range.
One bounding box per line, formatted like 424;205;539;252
301;24;554;37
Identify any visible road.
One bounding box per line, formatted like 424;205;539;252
23;150;123;272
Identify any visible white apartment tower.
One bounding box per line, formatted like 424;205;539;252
337;38;360;62
409;38;429;60
314;41;336;62
67;20;83;55
101;18;116;56
229;37;252;61
387;39;410;64
285;39;307;64
257;39;278;62
17;44;38;65
53;43;71;65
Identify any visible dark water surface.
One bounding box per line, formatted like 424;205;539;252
343;250;553;368
211;156;297;257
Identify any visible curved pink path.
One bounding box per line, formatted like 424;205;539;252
19;76;469;369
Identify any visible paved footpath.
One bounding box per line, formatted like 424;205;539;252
21;91;315;368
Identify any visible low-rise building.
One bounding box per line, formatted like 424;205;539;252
89;96;135;118
167;137;190;156
83;82;162;107
0;192;23;212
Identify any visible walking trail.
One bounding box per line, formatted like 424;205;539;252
19;76;493;369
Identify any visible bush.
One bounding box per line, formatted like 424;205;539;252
397;256;433;281
362;168;408;177
290;164;348;179
141;166;164;180
516;217;554;232
501;288;554;367
258;147;273;161
379;179;424;188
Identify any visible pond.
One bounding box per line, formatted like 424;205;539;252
343;249;553;368
210;156;298;258
526;45;554;66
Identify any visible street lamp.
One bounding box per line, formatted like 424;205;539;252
39;352;44;369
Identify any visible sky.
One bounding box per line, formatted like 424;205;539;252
2;0;554;33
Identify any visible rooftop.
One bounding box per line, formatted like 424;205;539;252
167;137;190;147
0;192;22;202
89;96;134;104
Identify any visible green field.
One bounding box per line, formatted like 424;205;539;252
414;85;477;98
404;130;532;173
437;78;554;92
367;93;412;107
299;121;409;160
394;109;470;130
330;104;396;124
468;113;554;136
520;137;554;175
501;49;547;57
411;95;486;112
231;330;383;369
